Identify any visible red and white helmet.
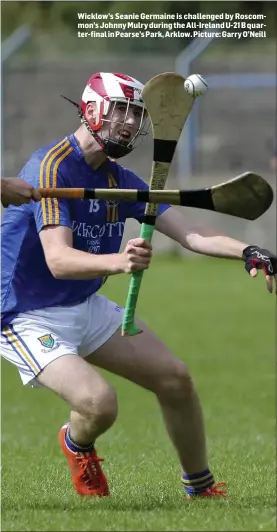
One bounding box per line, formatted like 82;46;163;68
81;72;145;125
79;72;149;158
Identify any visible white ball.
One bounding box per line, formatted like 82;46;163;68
184;74;208;98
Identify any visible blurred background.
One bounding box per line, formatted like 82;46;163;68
2;0;276;251
2;7;276;530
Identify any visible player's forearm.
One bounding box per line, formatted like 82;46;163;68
49;246;124;280
1;178;10;205
155;209;247;259
185;233;247;259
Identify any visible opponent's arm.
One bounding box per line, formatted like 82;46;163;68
39;225;151;280
155;207;277;293
1;177;41;207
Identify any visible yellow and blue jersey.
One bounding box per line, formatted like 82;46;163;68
1;134;169;328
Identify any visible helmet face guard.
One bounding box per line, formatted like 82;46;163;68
62;72;150;159
97;97;149;158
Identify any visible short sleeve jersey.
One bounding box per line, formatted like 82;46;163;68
1;134;170;328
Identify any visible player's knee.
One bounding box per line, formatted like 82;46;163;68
77;383;118;430
155;361;194;401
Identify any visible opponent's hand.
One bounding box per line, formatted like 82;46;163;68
242;245;277;294
121;238;152;273
1;178;42;207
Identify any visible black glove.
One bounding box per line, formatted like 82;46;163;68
242;246;277;276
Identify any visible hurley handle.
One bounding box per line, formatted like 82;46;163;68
121;223;155;336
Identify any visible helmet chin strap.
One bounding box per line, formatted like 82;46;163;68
61;95;133;159
102;138;133;159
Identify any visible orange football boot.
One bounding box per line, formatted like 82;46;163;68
58;423;109;496
186;482;227;499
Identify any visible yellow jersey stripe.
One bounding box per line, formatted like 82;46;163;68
50;146;73;224
108;173;118;187
4;328;40;374
111;205;119;222
106;205;111;222
44;141;71;225
39;138;67;225
106;172;118;222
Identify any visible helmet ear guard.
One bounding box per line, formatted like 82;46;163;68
85;101;104;131
61;94;105;150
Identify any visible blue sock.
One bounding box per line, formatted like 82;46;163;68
182;468;214;496
65;426;95;453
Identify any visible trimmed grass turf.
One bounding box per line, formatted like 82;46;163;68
1;257;276;531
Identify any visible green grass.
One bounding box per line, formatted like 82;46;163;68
1;256;276;531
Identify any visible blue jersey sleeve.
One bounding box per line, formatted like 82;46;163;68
33;168;72;233
20;144;73;233
123;169;170;222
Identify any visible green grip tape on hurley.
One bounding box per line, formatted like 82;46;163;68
121;223;155;336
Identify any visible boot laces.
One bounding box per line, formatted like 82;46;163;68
205;482;227;496
76;452;104;489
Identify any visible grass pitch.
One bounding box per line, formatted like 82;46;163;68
1;257;276;531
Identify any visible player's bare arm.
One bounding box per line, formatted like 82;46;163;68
1;177;41;207
39;225;152;279
155;207;247;257
155;207;277;294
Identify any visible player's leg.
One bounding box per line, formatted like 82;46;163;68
81;295;226;497
36;354;116;497
1;308;118;441
1;304;120;496
85;319;208;475
36;354;118;444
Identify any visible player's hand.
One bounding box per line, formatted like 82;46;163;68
121;238;152;273
242;245;277;294
1;178;42;207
